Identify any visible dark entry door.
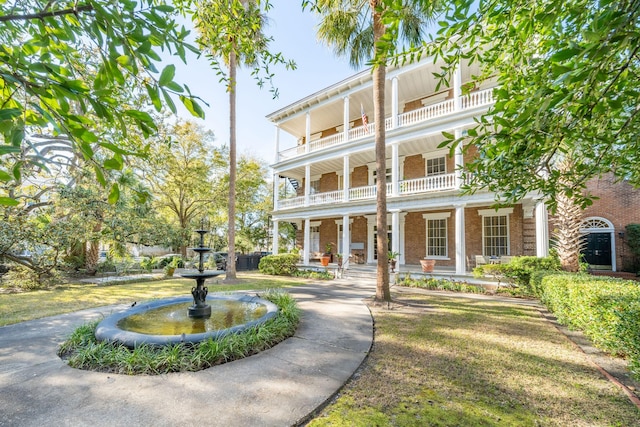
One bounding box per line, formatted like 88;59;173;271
581;232;612;266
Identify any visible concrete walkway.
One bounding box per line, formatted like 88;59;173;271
0;279;375;427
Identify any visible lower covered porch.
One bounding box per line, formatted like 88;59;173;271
272;201;551;274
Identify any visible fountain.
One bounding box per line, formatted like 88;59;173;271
94;227;278;348
180;228;224;318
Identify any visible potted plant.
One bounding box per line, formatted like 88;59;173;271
388;251;400;273
335;253;344;268
320;242;333;266
164;257;180;277
420;258;436;273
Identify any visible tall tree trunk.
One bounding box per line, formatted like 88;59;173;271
372;1;390;302
85;223;102;276
553;159;583;272
225;47;238;281
553;192;583;272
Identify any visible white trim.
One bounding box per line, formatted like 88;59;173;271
478;207;514;216
422;212;451;220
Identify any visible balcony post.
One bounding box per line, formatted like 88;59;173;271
391;76;399;128
303;218;310;265
391;210;400;269
273;173;279;211
343;96;350;143
274;126;280;164
272;219;279;254
342;214;350;263
453;64;462;112
343;154;350;202
304;164;310;207
535;201;550;257
455;204;466;274
454;128;464;189
305;111;311;153
391;142;399;196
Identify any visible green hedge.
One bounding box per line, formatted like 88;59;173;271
258;254;299;276
473;256;561;294
537;273;640;378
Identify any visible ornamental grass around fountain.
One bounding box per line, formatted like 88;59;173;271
57;289;299;375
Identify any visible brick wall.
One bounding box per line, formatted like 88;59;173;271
320;172;338;192
351;216;368;262
351;165;369;187
403;155;424;179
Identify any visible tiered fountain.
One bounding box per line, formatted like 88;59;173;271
179;228;223;318
94;227;278;348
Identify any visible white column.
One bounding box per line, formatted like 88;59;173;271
391;143;399;197
272;219;279;254
455;204;466;274
367;217;376;264
303;218;310;265
273;126;280;164
342;214;350;263
454;128;464;189
273;173;279;211
343;96;350;143
391;210;400;270
535;201;549;257
453;65;462;112
304;164;310;207
305;111;311;153
391;76;399;128
343;155;350;202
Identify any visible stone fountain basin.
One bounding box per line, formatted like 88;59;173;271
95;294;278;348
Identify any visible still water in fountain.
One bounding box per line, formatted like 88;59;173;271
118;300;268;336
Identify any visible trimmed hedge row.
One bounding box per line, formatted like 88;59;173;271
535;273;640;378
473;256;561;293
258;254;299;276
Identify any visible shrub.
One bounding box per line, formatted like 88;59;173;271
538;273;640;379
474;256;561;295
258;254;299;276
139;257;153;272
2;266;61;290
398;274;486;294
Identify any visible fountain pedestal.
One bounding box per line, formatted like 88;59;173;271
181;229;224;318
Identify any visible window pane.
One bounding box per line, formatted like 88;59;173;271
483;216;508;256
427;219;447;257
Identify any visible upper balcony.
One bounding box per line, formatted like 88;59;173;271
277;87;494;162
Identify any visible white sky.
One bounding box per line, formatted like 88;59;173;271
169;5;364;165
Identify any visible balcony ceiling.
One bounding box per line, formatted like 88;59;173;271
267;57;483;141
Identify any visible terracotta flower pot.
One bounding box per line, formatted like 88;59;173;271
320;255;330;267
420;259;436;273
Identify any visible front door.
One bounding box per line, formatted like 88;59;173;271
581;232;612;267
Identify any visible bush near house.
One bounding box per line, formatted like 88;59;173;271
473;256;561;294
535;273;640;379
258;254;299;276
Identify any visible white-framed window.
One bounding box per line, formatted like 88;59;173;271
426;156;446;176
373;167;392;185
310;225;320;253
310;179;320;194
478;208;512;256
423;212;450;259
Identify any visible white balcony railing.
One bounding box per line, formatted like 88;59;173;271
277;88;494;161
277;175;457;211
398;174;456;194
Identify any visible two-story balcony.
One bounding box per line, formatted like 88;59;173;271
278;173;457;210
276;87;494;162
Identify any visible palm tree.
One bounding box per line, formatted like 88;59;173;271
192;1;265;281
309;0;440;301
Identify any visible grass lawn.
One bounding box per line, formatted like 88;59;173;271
309;291;640;427
0;272;308;326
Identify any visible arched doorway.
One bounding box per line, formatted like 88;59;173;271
580;217;617;271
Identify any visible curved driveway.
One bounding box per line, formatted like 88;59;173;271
0;279;374;427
